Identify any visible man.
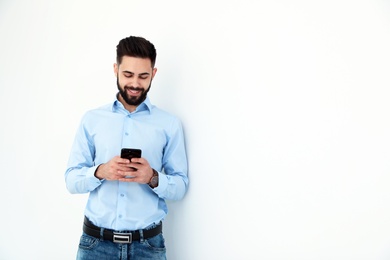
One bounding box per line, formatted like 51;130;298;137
65;36;189;260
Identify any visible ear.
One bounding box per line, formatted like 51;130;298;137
113;63;118;76
151;68;157;79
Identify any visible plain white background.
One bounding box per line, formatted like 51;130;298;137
1;0;390;259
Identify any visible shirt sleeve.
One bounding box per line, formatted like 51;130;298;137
64;115;103;194
153;117;189;201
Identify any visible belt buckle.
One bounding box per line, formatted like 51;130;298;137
113;232;132;244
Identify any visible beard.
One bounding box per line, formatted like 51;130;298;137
117;78;151;106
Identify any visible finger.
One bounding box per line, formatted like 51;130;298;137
129;157;145;164
126;162;140;171
117;158;131;164
117;165;136;172
118;168;138;176
118;176;138;182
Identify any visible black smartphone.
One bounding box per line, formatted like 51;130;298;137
121;148;142;177
120;148;142;161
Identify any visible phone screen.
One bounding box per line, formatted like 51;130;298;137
120;148;142;161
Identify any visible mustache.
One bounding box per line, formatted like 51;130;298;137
124;86;144;91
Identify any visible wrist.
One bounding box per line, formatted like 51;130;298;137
148;169;159;188
94;164;104;180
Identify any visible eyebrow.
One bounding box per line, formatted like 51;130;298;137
123;70;150;76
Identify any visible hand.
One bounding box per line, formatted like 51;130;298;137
117;157;154;184
94;156;137;181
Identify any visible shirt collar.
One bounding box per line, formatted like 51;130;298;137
112;95;152;114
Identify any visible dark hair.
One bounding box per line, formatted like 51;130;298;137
116;36;157;67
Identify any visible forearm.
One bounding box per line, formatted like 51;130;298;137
155;172;189;201
65;165;103;194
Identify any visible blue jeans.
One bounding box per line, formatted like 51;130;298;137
76;232;166;260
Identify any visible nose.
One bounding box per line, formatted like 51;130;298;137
127;78;141;89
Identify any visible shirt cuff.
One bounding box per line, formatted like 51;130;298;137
153;171;167;192
86;165;104;190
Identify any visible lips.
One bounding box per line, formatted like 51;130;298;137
125;87;142;96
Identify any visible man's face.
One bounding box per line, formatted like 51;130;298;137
114;56;157;110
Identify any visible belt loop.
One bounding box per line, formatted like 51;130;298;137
99;227;104;241
139;229;144;242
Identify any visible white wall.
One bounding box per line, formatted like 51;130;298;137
1;0;390;259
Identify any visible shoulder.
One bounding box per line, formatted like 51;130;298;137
150;105;181;122
148;105;184;133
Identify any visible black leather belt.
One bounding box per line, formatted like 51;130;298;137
83;216;162;244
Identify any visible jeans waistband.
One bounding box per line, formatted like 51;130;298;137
83;216;162;244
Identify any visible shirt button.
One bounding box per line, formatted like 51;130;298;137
119;215;122;218
120;194;124;197
125;132;129;136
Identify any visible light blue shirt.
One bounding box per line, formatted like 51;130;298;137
65;97;188;231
